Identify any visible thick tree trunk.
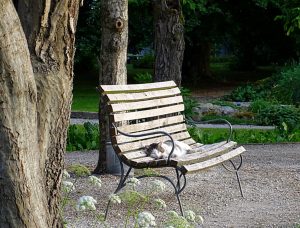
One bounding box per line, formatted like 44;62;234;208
153;0;185;86
0;0;80;227
95;0;128;174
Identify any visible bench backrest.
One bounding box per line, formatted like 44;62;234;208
99;81;195;155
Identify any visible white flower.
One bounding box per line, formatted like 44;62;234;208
109;193;121;204
137;211;156;228
88;175;102;188
154;198;167;209
167;210;178;218
127;177;140;188
63;169;70;179
62;181;75;193
150;180;166;193
196;215;204;224
184;210;196;222
76;196;97;211
164;226;175;228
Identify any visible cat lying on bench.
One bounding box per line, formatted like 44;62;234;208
144;140;194;159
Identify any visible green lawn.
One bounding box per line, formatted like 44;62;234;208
72;80;99;112
72;64;153;112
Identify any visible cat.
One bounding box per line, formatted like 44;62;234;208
144;140;194;159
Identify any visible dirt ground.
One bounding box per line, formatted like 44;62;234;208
64;143;300;227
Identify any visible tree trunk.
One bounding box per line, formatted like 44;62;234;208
0;0;80;227
94;0;128;174
183;41;212;85
153;0;185;86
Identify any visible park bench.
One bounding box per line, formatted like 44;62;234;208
100;81;246;218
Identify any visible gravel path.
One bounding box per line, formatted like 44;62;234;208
64;143;300;227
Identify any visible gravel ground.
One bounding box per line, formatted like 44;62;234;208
64;143;300;227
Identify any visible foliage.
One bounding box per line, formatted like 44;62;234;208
68;164;91;177
225;85;267;102
133;72;152;84
255;105;300;132
273;64;300;105
67;123;99;151
249;99;275;114
180;87;199;119
132;54;155;69
274;0;300;36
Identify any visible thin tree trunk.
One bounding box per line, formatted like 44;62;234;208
153;0;185;86
0;0;80;227
183;41;212;85
95;0;128;174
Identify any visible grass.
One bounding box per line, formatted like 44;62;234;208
72;64;153;112
188;127;300;144
72;80;99;112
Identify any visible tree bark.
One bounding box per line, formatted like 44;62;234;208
153;0;185;86
183;41;212;85
95;0;128;174
0;0;80;227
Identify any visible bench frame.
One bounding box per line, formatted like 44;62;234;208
100;81;245;219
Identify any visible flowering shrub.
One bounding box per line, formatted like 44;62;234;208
88;175;102;188
62;181;75;193
76;196;97;211
137;211;156;228
61;166;204;227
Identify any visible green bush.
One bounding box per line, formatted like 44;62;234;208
225;85;268;102
67;122;99;151
273;64;300;106
180;87;199;119
132;54;154;69
255;105;300;132
249;99;275;114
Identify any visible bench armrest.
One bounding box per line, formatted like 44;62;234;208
187;117;233;142
111;123;175;164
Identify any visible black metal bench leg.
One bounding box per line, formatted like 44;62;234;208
222;155;244;198
104;161;132;220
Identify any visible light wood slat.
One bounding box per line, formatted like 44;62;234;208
100;81;176;93
116;115;185;134
112;104;184;122
114;123;188;144
130;157;168;168
170;141;237;166
181;146;246;174
193;141;228;152
109;96;183;112
105;87;181;102
122;150;147;160
181;138;197;146
190;142;204;149
115;132;191;153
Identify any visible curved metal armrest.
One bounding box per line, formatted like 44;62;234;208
112;123;175;164
187;117;233;142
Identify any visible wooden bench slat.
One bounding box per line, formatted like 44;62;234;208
109;96;183;112
115;132;191;153
116;115;185;133
193;141;228;152
114;123;188;144
170;141;237;166
100;81;176;93
112;104;184;122
105;87;181;102
181;146;246;174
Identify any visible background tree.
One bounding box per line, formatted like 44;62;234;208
94;0;128;173
153;0;185;86
0;0;80;226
